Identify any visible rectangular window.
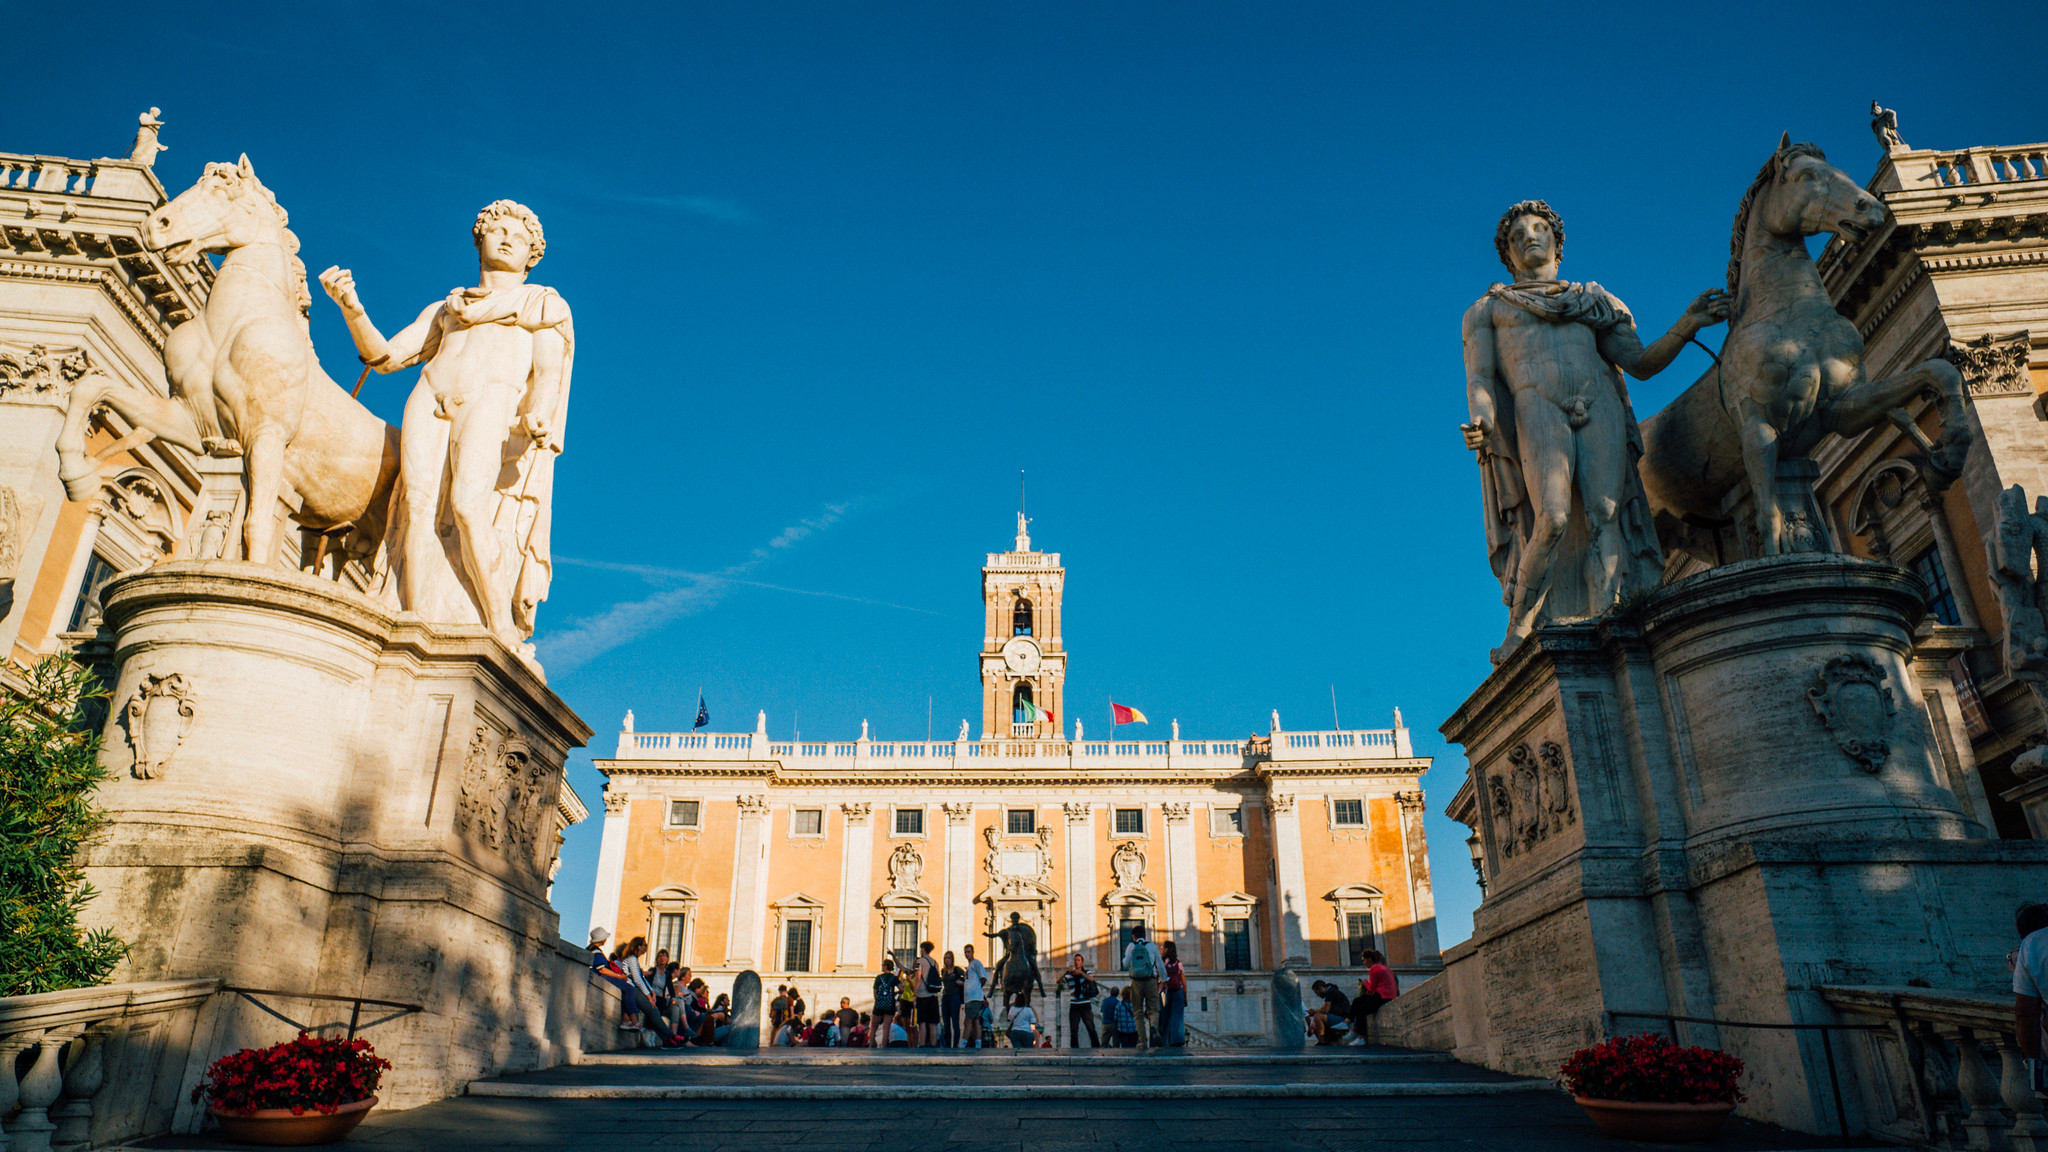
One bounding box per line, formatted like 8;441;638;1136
1211;807;1243;836
792;808;823;836
1346;912;1374;965
655;912;686;961
784;920;812;972
1117;919;1145;969
1911;547;1963;626
1222;918;1252;970
1114;807;1145;835
1332;799;1366;827
891;919;919;971
668;800;700;828
1007;808;1036;835
66;553;118;633
894;807;924;836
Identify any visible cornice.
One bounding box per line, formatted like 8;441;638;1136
594;757;1425;788
0;259;168;351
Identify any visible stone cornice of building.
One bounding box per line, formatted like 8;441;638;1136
593;757;1425;789
1820;175;2048;335
0;258;173;353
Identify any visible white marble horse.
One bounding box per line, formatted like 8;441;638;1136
1640;135;1969;556
54;156;397;565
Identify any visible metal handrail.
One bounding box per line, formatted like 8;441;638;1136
1607;1009;1885;1147
218;985;425;1039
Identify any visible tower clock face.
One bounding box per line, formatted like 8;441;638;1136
1002;636;1042;675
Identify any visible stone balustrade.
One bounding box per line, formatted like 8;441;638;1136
1888;144;2048;190
0;979;216;1151
1823;984;2048;1149
616;726;1411;766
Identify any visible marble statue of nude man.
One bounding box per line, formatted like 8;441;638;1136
1461;200;1727;661
319;202;571;650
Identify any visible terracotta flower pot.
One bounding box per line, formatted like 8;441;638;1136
209;1095;377;1146
1574;1097;1735;1142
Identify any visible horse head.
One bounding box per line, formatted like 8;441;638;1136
1727;133;1887;300
146;154;293;263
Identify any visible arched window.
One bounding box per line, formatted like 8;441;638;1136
1012;596;1033;636
1013;684;1034;725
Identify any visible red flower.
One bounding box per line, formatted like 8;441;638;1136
190;1033;393;1116
1557;1033;1745;1105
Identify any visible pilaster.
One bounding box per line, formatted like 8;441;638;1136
836;802;874;972
1063;802;1094;959
944;802;973;959
725;795;769;967
1163;802;1198;966
1269;792;1310;965
589;789;630;940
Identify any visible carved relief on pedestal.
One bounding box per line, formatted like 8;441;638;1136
1537;741;1575;832
1808;654;1897;772
1486;739;1576;857
454;725;560;871
124;672;195;779
455;725;497;845
1485;773;1516;858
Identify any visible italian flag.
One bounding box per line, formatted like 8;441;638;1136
1021;699;1052;724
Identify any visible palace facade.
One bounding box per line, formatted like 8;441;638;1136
590;518;1441;1042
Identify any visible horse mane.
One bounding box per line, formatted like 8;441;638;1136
201;161;292;231
1726;141;1827;300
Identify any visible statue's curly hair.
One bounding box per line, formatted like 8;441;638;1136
473;199;545;269
1494;200;1564;271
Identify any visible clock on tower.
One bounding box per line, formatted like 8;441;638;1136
981;512;1066;740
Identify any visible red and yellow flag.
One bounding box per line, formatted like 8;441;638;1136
1110;702;1148;726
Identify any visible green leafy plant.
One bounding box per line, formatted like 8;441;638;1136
0;657;126;995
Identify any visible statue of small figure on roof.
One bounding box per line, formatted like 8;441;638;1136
128;108;167;166
1870;102;1907;153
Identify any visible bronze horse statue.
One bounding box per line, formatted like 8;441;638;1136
1639;134;1969;557
54;157;398;566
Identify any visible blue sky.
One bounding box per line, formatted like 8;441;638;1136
9;0;2041;950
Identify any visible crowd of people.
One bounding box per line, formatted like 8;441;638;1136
585;923;1399;1050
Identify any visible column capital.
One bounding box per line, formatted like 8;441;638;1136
737;794;769;815
1269;792;1296;814
1063;802;1091;824
602;789;627;815
1163;802;1191;823
943;802;974;824
1395;790;1427;814
842;801;872;823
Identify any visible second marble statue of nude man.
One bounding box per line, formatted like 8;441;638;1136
1461;200;1727;662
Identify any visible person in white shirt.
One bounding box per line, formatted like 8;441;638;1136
962;944;990;1048
1121;925;1165;1048
1006;995;1040;1049
2013;903;2048;1085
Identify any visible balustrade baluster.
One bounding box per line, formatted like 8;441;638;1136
1997;1035;2048;1151
50;1023;111;1152
1956;1027;2014;1152
0;1033;42;1152
10;1029;77;1152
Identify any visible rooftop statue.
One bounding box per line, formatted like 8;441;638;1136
128;108;167;166
322;201;573;663
1870;101;1907;152
52;157;398;567
1637;135;1969;559
1461;200;1728;662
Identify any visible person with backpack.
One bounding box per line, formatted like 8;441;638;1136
914;940;942;1047
1122;924;1165;1048
1161;940;1188;1047
1058;953;1101;1048
871;959;899;1048
1102;985;1139;1047
939;951;965;1048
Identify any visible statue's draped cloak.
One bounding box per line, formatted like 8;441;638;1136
1473;279;1663;621
381;282;571;647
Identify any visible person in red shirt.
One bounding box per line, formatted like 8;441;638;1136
1350;949;1400;1043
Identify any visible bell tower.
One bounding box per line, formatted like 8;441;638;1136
981;512;1066;740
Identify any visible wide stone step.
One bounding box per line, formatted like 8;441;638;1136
468;1047;1552;1100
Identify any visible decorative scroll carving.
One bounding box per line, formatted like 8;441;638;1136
455;726;497;845
1808;654;1897;772
1946;331;2032;398
0;342;90;399
887;843;923;893
125;672;195;779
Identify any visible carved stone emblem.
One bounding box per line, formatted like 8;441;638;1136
1538;741;1576;831
1486;738;1577;857
125;672;195;779
1808;654;1896;772
1485;773;1517;858
887;842;923;893
1110;841;1146;890
455;726;497;845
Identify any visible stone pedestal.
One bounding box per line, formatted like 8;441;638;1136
1441;554;2048;1135
80;561;598;1110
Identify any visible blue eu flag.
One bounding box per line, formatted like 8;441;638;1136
694;692;709;730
